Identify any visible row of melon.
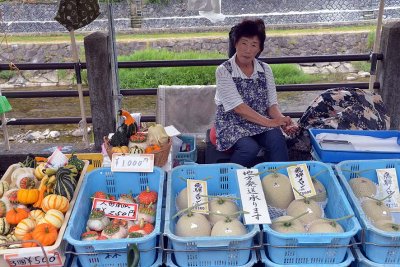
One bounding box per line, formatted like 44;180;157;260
0;154;85;249
349;177;400;232
175;192;247;237
81;187;158;241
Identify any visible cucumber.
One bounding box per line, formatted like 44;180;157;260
127;243;140;267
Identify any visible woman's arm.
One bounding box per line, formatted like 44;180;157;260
234;103;288;128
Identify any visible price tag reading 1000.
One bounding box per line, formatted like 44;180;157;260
111;153;154;173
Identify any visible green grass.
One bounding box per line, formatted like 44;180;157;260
0;70;14;80
2;26;375;44
112;49;318;88
352;61;371;72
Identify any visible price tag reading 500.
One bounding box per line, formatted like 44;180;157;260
5;251;63;267
111;153;154;173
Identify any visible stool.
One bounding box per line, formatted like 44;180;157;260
205;129;232;164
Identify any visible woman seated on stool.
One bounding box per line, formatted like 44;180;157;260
214;18;297;168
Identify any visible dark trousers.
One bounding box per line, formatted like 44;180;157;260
230;128;289;168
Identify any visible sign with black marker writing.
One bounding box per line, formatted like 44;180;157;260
92;198;138;220
237;169;271;225
376;168;400;211
187;179;209;214
287;164;316;199
5;251;63;267
111;153;154;172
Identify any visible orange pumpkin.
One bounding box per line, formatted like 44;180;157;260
41;194;69;213
17;188;40;205
6;208;29;225
145;144;161;154
31;223;58;246
22;232;38;248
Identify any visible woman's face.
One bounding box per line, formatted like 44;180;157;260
235;36;261;65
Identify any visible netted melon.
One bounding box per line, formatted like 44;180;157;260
262;172;294;210
287;198;323;224
349;177;377;198
361;198;392;223
308;218;344;233
373;220;400;232
271;215;306;233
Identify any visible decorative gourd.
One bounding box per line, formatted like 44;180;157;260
29;210;45;223
0;199;10;218
129;145;145;154
34;163;46;180
41;194;69;213
14;218;37;240
15;175;36;189
22;232;38;248
11;167;35;186
17;188;40;205
68;153;85;172
31;223;58;246
42;209;64;229
0;218;11;235
5;189;19;204
6;208;29;225
54;165;78;201
0;181;9;198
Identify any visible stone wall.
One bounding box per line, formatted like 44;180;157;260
0;31;370;88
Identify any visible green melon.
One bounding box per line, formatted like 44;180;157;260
262;172;294;210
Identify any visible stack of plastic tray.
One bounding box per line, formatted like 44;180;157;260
0;161;89;266
64;167;165;267
336;159;400;264
351;242;399;267
174;134;197;165
254;161;360;265
164;163;259;267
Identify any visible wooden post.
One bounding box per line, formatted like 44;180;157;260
84;32;115;150
377;21;400;130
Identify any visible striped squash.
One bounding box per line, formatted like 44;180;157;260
42;209;64;229
54;177;75;201
29;210;45;223
14;218;36;240
0;181;9;198
0;217;11;236
41;194;69;213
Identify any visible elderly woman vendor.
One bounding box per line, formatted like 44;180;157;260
214;18;297;168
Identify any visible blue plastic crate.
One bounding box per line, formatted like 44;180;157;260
164;163;260;267
351;242;399;267
254;161;360;265
64;167;165;267
261;248;354;266
309;129;400;163
336;159;400;264
175;134;197;163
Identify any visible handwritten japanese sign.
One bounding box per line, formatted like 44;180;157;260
187;179;209;214
92;198;138;220
376;168;400;211
287;164;316;199
237;169;271;224
5;251;63;267
111;153;154;173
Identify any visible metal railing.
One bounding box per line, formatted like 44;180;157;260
0;53;382;125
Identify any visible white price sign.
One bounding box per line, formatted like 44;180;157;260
237;169;271;225
5;251;63;267
377;168;400;211
111;153;154;173
187;179;209;214
287;164;316;199
92;198;138;220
